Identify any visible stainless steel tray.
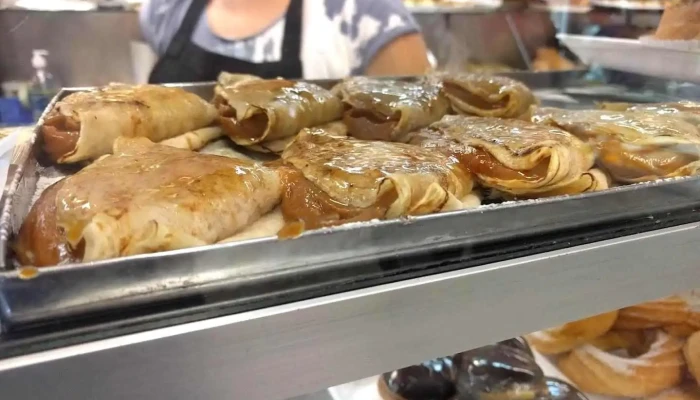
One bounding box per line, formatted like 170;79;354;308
1;71;699;332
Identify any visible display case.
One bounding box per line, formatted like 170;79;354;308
1;68;700;400
3;1;700;400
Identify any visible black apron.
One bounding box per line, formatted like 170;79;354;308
149;0;303;83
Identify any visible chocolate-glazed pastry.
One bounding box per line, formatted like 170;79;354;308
378;357;457;400
498;337;534;358
544;378;588;400
454;344;548;400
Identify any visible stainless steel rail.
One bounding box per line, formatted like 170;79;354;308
1;223;700;400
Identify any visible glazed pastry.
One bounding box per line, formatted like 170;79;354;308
279;128;475;232
526;311;618;355
665;311;700;337
159;127;224;151
378;357;457;400
587;330;647;354
406;116;596;197
14;179;75;267
454;343;549;400
614;296;690;330
214;79;343;147
533;108;700;183
653;2;700;40
20;138;282;264
558;331;684;397
544;378;588;400
433;72;537;119
598;101;700;127
684;330;700;386
378;339;587;400
650;385;700;400
498;337;534;358
333;77;450;141
41;84;218;163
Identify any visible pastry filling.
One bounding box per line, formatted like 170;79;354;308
214;96;270;142
278;167;397;237
14;180;81;267
599;140;698;180
42;114;81;161
343;107;400;141
443;82;509;111
455;148;549;182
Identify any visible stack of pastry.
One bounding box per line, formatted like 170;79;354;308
526;294;700;399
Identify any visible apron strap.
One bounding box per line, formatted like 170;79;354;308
280;0;303;61
165;0;208;57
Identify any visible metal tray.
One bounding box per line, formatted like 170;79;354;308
2;71;700;333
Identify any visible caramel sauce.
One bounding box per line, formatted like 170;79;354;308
600;140;698;180
443;82;509;111
456;148;548;182
215;96;270;141
41;114;81;161
17;266;39;280
15;180;79;267
278;167;398;237
343;108;399;141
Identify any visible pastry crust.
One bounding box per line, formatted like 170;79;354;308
407;116;595;197
41;84;217;163
433;72;537;119
526;311;618;355
558;331;684;397
614;296;690;330
650;385;700;400
684;331;700;386
333;77;450;142
533;107;700;183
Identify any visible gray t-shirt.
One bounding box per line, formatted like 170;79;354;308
139;0;421;78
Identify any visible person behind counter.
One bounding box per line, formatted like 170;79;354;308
140;0;432;83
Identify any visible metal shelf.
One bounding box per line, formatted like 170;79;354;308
2;223;700;400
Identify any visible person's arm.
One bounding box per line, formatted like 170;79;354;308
347;0;431;77
365;33;431;76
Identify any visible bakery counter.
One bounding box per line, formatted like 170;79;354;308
2;224;700;400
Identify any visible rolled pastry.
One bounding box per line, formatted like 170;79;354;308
39;137;281;263
14;179;75;267
279;127;474;232
214;79;343;147
533;107;700;183
526;311;618;355
215;72;262;98
41;84;217;163
650;385;700;400
433;72;537;119
332;77;450;141
614;296;690;330
159;127;224;151
558;331;684;397
406;116;595;197
684;331;700;386
599;101;700;127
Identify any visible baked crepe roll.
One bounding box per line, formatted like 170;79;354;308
214;79;343;147
332;77;450;141
15;179;77;267
406;116;595;196
534;108;700;183
599;101;700;127
48;137;280;263
432;72;537;119
41;84;217;163
279;128;475;232
159;127;224;151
